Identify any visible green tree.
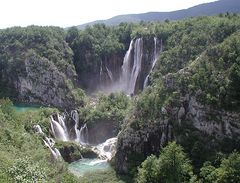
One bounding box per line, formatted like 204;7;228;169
136;142;194;183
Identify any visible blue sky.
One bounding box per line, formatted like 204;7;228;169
0;0;216;28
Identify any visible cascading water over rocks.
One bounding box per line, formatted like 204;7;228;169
49;110;117;161
33;124;62;160
100;37;162;95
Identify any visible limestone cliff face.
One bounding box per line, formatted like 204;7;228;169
115;73;240;173
1;48;82;108
0;26;85;109
11;52;78;108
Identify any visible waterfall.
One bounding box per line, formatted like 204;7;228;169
48;111;117;162
71;110;81;143
57;114;68;138
43;137;62;160
106;66;114;82
93;137;117;160
33;124;62;160
144;38;162;88
128;38;143;94
50;116;68;141
79;124;89;145
120;38;143;95
33;124;44;134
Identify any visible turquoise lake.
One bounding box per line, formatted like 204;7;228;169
68;158;111;177
12;104;42;113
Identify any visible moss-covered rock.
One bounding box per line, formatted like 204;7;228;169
55;141;97;163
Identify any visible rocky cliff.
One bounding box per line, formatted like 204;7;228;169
115;34;240;173
115;91;240;174
0;26;84;108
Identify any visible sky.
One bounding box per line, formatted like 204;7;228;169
0;0;217;29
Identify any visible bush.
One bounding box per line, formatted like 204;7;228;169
8;157;46;183
136;142;194;183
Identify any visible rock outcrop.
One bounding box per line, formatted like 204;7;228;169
115;93;240;174
13;52;79;108
0;26;84;109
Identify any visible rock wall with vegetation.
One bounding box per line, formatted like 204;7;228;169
0;26;85;108
115;14;240;179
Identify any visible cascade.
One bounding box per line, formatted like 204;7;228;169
71;110;81;143
33;124;44;134
48;110;117;165
33;124;62;160
57;114;68;138
43;137;62;160
128;38;143;94
50;116;68;141
143;38;162;88
106;66;114;82
120;40;134;93
120;38;143;95
79;124;89;145
93;137;117;160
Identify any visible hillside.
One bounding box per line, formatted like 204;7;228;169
77;0;240;29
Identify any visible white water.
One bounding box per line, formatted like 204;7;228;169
33;124;44;134
120;40;134;93
120;38;143;95
33;124;62;160
79;123;89;145
106;66;114;82
43;137;62;160
93;137;117;160
50;116;68;141
143;38;162;88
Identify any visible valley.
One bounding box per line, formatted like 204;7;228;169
0;6;240;183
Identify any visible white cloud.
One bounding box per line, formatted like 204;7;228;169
0;0;216;28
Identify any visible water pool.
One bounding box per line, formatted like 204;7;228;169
12;103;41;112
68;158;110;177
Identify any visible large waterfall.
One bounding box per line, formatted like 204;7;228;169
102;37;162;95
120;38;143;95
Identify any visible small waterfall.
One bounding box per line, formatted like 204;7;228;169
50;116;68;141
43;137;62;160
71;110;81;143
106;66;114;82
79;124;89;145
100;61;103;83
47;111;117;162
33;124;44;134
57;114;69;138
93;137;117;160
144;38;162;88
33;124;62;160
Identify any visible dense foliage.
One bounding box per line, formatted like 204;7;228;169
137;142;194;183
0;99;78;182
0;13;240;183
115;13;240;182
78;92;131;124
